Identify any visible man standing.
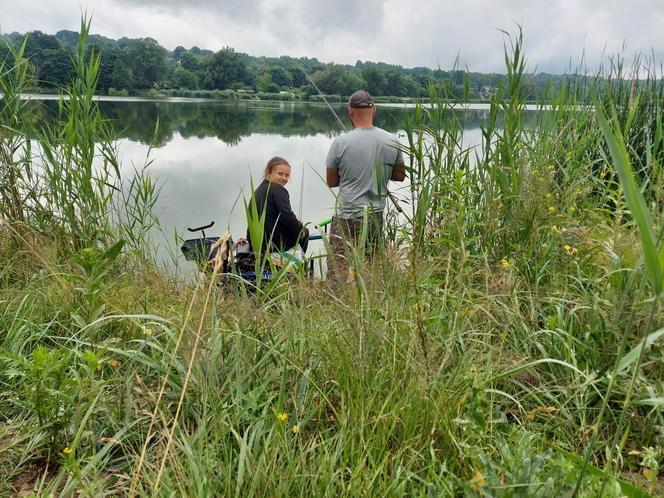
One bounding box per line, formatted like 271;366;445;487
325;89;406;281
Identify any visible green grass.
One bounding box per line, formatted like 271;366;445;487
1;20;663;498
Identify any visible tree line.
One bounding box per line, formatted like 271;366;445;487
0;29;569;100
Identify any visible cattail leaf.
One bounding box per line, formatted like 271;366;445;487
558;448;650;498
595;98;662;295
633;397;664;407
623;93;640;138
617;328;664;373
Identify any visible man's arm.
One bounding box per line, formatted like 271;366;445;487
326;167;340;187
390;162;406;182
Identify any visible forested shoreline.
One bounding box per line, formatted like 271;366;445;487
0;29;570;101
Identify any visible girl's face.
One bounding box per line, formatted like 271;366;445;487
266;164;291;186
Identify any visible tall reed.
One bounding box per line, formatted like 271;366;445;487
0;36;34;225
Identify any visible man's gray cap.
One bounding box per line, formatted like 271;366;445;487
349;90;375;108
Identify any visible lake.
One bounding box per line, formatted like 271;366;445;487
40;98;492;273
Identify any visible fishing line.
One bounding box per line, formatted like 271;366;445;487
299;66;404;214
298;161;305;219
301;68;347;132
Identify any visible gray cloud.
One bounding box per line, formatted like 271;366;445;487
112;0;263;20
2;0;663;74
298;0;385;37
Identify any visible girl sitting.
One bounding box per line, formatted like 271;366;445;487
246;156;309;256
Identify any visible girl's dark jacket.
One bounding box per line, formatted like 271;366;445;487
247;179;309;253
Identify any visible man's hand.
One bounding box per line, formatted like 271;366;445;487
391;163;406;182
326;167;340;187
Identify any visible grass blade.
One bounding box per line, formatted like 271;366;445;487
617;328;664;373
595;97;662;294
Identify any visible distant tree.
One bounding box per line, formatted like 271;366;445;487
268;66;291;87
179;51;201;72
256;72;279;92
203;47;249;90
432;69;446;81
54;30;80;49
174;65;198;88
172;45;186;60
401;75;423;97
22;31;61;80
289;67;307;88
341;71;365;95
23;31;60;58
55;30;117;51
384;69;406;96
126;38;168;89
86;44;117;94
310;64;345;94
362;66;388;95
0;39;14;66
111;51;134;90
38;47;73;87
163;58;177;88
87;34;119;51
116;37;130;49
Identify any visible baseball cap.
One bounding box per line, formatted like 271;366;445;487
348;90;374;108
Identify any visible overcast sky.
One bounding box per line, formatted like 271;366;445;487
2;0;663;74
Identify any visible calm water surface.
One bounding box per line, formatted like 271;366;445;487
44;99;492;272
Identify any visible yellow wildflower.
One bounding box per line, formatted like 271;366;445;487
291;425;299;434
500;259;510;270
548;206;555;213
564;244;578;255
276;412;288;423
547;164;555;172
63;447;72;455
473;468;486;488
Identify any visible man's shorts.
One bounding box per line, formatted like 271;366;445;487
327;212;384;281
329;213;384;253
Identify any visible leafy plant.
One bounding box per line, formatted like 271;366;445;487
70;240;125;337
23;347;78;448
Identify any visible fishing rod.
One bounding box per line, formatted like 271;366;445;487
298;161;305;219
303;70;348;132
300;67;404;214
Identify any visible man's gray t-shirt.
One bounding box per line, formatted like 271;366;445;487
325;127;404;219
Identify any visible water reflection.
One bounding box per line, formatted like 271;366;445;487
37;99;495;274
42;99;496;146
